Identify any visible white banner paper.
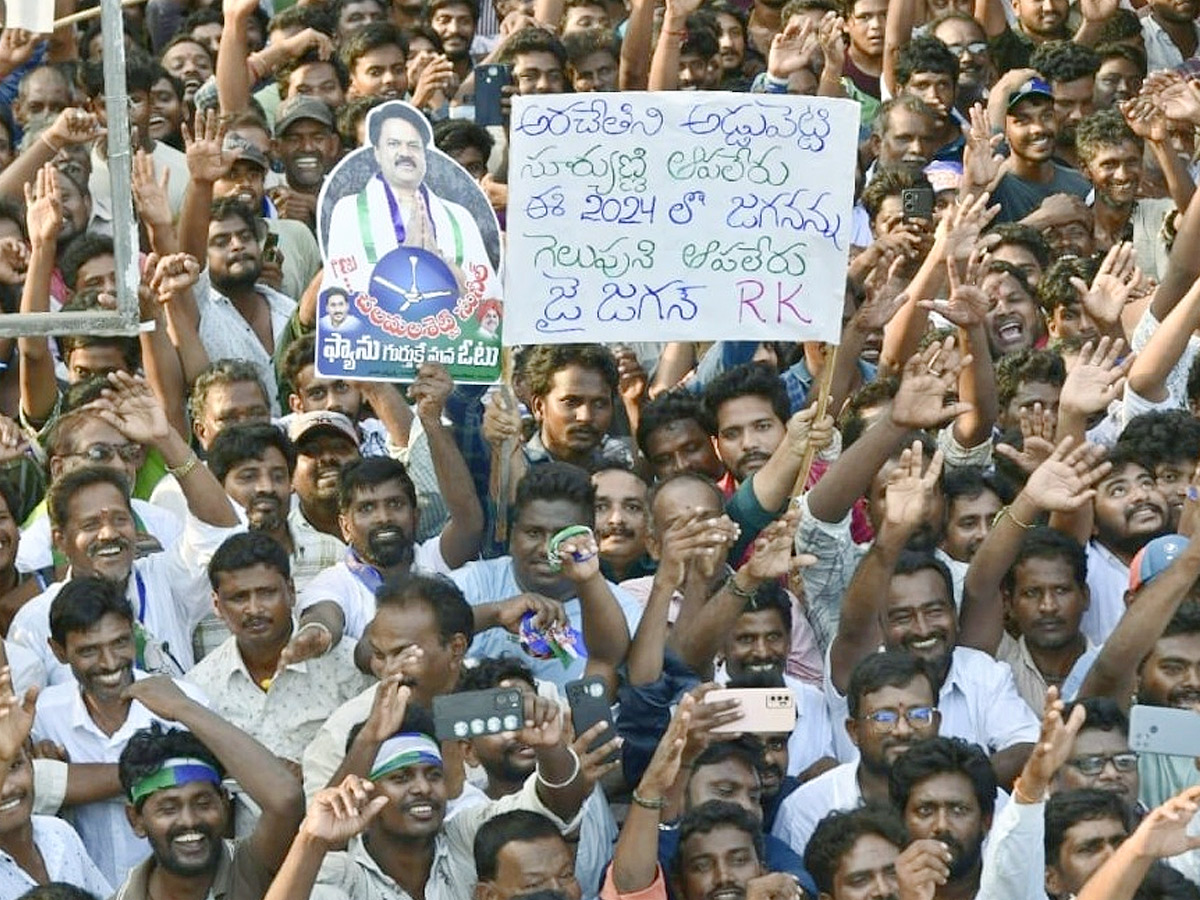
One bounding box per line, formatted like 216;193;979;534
5;0;55;33
503;91;860;346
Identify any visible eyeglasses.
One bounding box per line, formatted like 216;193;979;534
1067;752;1138;776
860;706;936;733
944;42;988;56
65;443;144;464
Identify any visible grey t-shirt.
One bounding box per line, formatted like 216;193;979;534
991;164;1091;222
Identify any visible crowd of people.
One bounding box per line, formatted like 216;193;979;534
1;0;1200;896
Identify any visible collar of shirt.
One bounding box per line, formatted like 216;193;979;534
118;840;235;900
214;632;308;687
350;832;455;897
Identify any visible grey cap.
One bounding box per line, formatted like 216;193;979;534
274;95;336;137
222;132;270;171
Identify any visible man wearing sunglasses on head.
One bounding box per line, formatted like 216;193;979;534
15;404;187;577
9;372;242;684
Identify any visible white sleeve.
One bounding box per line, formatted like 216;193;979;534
977;798;1046;900
980;659;1042;751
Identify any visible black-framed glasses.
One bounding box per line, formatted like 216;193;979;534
66;443;143;464
1067;752;1138;776
860;706;936;733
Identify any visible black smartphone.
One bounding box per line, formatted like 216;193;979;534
474;63;513;127
566;676;616;756
433;687;524;741
262;231;280;263
901;186;935;222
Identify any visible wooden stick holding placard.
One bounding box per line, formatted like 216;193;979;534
53;0;147;28
494;347;518;543
791;343;839;499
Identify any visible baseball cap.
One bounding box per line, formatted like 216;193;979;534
924;160;962;194
274;95;336;138
1006;77;1054;113
1129;534;1189;593
222;132;270;171
288;410;360;448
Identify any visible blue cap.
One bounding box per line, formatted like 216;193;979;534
1129;534;1189;592
1006;77;1054;112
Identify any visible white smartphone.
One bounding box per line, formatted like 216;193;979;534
1129;704;1200;757
705;688;796;734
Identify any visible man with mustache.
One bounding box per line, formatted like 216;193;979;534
592;465;654;582
1076;111;1178;283
290;361;483;660
889;737;996;900
774;652;942;857
272;95;343;231
32;578;211;885
266;692;590;900
111;676;304;900
281;337;452;541
187;532;371;784
956;444;1111;713
828;440;1041;787
324;101;498;303
207;421;350;592
456;658;619;896
10;373;242;684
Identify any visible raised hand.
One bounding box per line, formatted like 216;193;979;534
655;510;740;588
572;722;623;792
919;254;989;328
815;11;846;75
301;775;390;846
42;108;105;152
891;336;974;429
281;27;334;61
182;109;237;184
1058;336;1131;416
1121;96;1169;143
223;0;262;20
1149;72;1200;126
683;683;744;763
557;530;601;584
0;29;41;77
615;346;648;407
940;190;1001;265
884;442;945;536
994;403;1057;474
0;414;30;467
150;253;201;304
122;674;193;721
741;509;802;582
1126;785;1200;860
782;403;834;461
23;164;63;248
132;149;173;230
767;19;818;80
408;362;453;420
1072;241;1140;328
0;667;36;763
638;694;695;798
1078;0;1120;20
410;55;458;109
481;391;522;447
90;371;172;446
1018;686;1087;794
514;694;566;749
896;839;954;900
962;105;1005;188
359;677;412;744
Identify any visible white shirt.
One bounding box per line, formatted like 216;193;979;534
88;141;189;233
0;815;113;899
771;761;861;855
450;557;644;689
713;665;835;777
30;672;209;887
186;634;372;764
976;796;1049;900
295;535;450;639
824;645;1041;762
17;498;184;574
194;270;297;417
1082;540;1130;646
5;639;45;696
1141;14;1200;73
10;512;243;682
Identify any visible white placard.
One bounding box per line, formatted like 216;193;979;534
5;0;54;33
503;91;860;346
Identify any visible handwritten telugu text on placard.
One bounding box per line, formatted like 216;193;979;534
503;92;860;346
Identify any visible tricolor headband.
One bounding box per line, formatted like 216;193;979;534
369;733;443;781
130;757;222;803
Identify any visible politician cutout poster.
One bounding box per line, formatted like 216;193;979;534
316;100;503;382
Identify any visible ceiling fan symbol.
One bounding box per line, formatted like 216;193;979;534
373;254;454;313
